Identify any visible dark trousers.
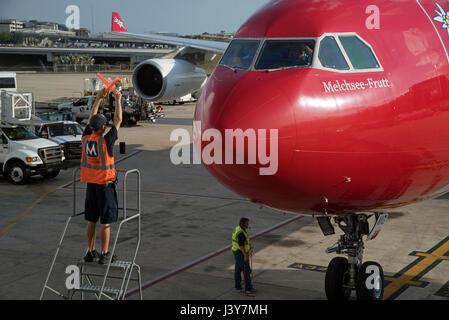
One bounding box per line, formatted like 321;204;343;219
233;250;252;290
84;182;118;224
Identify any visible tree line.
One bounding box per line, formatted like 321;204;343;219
0;32;24;44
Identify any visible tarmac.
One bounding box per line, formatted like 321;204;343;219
0;73;448;301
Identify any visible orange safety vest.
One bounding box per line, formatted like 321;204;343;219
80;134;116;184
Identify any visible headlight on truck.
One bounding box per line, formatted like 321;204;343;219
26;157;39;162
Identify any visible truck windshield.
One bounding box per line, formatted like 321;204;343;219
0;77;16;89
73;97;89;106
48;123;83;137
2;126;38;141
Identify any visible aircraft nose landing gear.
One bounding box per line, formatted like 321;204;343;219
317;213;388;300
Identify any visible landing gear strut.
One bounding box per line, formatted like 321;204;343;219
317;213;387;300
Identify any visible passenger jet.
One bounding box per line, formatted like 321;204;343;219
112;0;449;300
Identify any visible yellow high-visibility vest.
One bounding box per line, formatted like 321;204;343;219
232;226;251;253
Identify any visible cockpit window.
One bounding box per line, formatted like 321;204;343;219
219;40;261;70
319;36;349;70
339;36;379;69
255;40;315;70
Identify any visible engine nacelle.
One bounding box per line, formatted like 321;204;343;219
132;58;207;102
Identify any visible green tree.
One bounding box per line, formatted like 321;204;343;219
55;54;94;65
0;32;13;44
11;33;24;45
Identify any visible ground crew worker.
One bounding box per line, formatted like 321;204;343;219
232;217;256;293
81;89;122;264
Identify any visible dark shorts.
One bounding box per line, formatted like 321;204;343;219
84;183;118;224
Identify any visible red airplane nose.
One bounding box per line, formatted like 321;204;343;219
195;66;310;212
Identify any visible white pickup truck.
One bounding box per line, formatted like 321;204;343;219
57;96;93;122
0;72;64;184
0;124;64;184
164;93;197;105
35;121;83;159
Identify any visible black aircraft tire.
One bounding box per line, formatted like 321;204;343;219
325;257;351;300
356;261;384;300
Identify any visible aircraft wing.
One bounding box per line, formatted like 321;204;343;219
111;31;229;54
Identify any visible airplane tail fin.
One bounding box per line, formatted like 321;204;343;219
111;12;128;32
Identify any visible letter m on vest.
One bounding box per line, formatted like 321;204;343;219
85;141;98;157
81;134;116;185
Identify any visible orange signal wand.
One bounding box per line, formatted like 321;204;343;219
97;73;119;94
104;77;120;94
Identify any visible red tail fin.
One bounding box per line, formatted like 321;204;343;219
111;12;128;32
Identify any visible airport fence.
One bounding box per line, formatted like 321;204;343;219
0;64;134;73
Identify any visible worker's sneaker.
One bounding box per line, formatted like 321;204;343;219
246;287;257;293
83;250;100;262
235;287;243;293
98;252;117;265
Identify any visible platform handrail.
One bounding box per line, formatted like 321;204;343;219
98;169;141;299
122;168;141;220
39;214;75;300
73;167;80;216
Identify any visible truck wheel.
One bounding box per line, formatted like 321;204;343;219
123;115;128;127
42;170;60;179
7;162;30;185
123;114;133;127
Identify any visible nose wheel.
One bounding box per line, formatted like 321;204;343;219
356;261;384;300
324;257;352;300
318;213;387;300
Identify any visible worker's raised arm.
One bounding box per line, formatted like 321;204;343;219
87;90;104;125
113;91;123;131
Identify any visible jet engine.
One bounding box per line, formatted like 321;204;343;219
132;58;207;102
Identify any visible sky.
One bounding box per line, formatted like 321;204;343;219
0;0;270;35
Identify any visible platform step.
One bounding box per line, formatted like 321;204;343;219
78;260;132;269
76;284;122;297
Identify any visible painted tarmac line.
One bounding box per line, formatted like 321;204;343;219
127;190;248;202
288;236;449;300
0;186;58;238
383;235;449;300
58;149;143;189
67;187;247;202
125;215;305;298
